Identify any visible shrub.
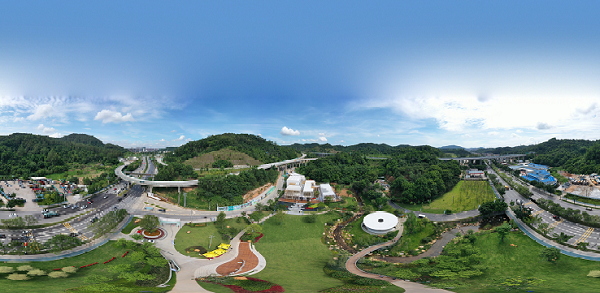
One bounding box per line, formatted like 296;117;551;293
0;266;15;274
48;271;69;278
303;214;317;223
62;266;78;273
27;269;47;276
421;237;432;244
6;273;29;281
588;270;600;278
16;265;34;272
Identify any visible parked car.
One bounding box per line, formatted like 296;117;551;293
553;215;561;221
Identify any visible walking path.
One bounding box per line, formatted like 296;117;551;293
216;242;259;275
377;225;479;263
345;217;453;293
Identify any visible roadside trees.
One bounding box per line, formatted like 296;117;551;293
139;215;160;233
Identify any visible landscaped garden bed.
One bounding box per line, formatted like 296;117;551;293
198;276;284;293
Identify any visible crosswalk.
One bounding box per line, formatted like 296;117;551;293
549;218;563;229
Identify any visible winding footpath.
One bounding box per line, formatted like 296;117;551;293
345;217;454;293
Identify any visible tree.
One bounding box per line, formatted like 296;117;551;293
540;247;561;262
24;215;38;227
245;223;263;234
495;222;511;243
537;222;554;236
216;211;226;229
552;232;574;244
578;242;590;251
274;210;285;225
139;215;160;233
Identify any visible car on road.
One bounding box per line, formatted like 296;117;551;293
103;195;108;199
69;233;78;237
553;215;561;221
418;214;427;219
158;208;166;212
91;217;98;223
0;234;6;238
9;213;17;218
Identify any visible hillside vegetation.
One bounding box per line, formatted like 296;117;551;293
166;133;298;164
479;138;600;174
184;148;262;169
0;133;125;178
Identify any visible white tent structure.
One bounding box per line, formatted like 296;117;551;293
362;211;398;235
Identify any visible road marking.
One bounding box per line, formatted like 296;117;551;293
524;202;534;206
549;219;563;229
532;210;543;216
575;227;594;245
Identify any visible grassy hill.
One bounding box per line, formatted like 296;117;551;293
184;148;263;169
166;133;299;164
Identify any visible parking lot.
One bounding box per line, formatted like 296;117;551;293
1;180;43;212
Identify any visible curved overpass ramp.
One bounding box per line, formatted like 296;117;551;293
116;154;312;188
115;164;198;187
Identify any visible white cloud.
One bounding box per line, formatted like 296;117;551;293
49;132;64;138
160;139;165;142
171;130;177;132
511;133;521;138
174;135;185;141
318;133;325;136
461;134;472;138
37;124;56;134
487;131;499;136
318;137;327;142
13;117;24;122
27;104;56;120
516;129;523;133
94;109;135;123
536;122;553;130
280;126;300;136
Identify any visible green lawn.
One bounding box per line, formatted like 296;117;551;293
120;217;141;234
0;241;172;293
565;193;600;206
395;221;436;255
401;181;496;214
362;231;600;293
174;218;248;258
252;213;344;292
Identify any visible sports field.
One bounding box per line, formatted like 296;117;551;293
402;180;496;213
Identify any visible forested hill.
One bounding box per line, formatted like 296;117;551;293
0;133;125;177
59;133;104;147
166;133;299;164
296;145;461;205
478;138;600;174
289;142;410;155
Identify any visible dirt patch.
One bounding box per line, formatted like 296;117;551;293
185;246;207;254
243;183;272;202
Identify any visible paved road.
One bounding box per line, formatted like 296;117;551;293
389;201;481;222
490;168;600;250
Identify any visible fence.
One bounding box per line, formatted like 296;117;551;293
217;186;276;212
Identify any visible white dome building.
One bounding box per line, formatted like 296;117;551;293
362;211;399;235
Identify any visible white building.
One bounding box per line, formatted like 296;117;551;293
362;211;399;235
319;183;337;201
303;180;316;199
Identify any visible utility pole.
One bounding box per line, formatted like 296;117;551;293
209;234;214;249
184;192;187;208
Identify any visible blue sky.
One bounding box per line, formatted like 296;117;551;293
2;1;600;148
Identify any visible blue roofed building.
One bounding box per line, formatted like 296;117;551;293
509;163;557;185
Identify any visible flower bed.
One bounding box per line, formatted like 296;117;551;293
103;257;116;264
142;228;165;239
122;251;129;257
254;233;264;243
79;262;98;269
